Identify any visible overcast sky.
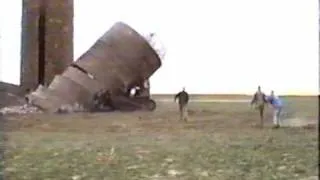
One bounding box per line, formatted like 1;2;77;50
0;0;318;95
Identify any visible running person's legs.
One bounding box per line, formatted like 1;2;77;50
258;105;265;127
272;107;281;128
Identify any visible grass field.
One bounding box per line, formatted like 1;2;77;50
1;95;318;180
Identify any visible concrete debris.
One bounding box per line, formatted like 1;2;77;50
56;103;86;114
0;104;42;115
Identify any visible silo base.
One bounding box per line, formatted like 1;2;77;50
89;95;156;112
110;96;156;112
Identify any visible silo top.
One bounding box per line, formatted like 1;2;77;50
144;33;166;61
73;22;163;93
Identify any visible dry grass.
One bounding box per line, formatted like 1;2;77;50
1;96;318;180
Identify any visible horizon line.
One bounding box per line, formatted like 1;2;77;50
151;93;319;96
1;81;318;96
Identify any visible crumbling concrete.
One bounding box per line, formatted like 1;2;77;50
0;104;41;115
28;22;162;113
0;82;42;115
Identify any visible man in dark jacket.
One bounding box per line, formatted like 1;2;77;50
250;86;268;127
174;87;189;121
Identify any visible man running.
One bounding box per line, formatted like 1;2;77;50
266;90;283;128
250;86;268;127
174;87;189;122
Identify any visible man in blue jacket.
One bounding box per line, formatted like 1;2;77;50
266;90;283;128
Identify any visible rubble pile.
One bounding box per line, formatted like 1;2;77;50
0;104;42;115
56;103;86;113
0;102;90;115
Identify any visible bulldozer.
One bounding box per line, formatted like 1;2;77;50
27;22;162;113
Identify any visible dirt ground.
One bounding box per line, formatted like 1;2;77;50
0;95;318;180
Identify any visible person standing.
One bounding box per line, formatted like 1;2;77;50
250;86;268;127
174;87;189;122
266;90;283;128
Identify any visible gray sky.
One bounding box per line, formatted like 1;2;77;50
0;0;318;95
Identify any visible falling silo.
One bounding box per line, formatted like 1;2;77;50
29;22;162;112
